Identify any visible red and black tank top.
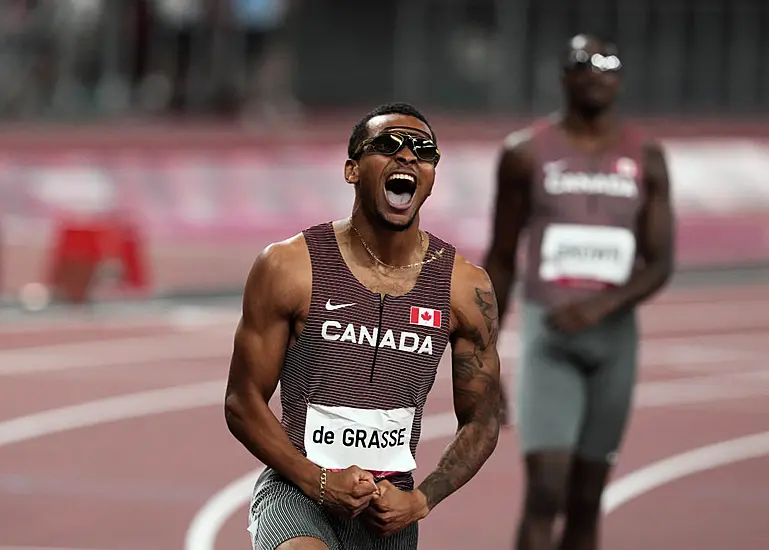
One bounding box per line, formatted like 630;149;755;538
279;222;456;490
522;118;647;308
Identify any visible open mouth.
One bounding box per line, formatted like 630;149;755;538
384;173;416;210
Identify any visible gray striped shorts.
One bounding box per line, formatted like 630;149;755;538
247;468;418;550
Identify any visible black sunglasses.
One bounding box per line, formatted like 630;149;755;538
566;50;622;73
353;132;441;164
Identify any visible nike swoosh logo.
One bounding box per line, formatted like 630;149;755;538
325;300;356;311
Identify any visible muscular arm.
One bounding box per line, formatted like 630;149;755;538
416;262;502;512
224;240;321;499
482;132;533;326
602;140;676;313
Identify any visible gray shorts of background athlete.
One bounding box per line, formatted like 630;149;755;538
248;468;418;550
514;300;638;462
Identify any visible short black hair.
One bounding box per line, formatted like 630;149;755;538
347;102;436;159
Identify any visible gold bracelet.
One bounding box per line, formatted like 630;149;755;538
318;467;327;506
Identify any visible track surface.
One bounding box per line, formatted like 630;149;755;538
1;284;769;550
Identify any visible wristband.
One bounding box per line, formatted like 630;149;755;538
318;467;327;506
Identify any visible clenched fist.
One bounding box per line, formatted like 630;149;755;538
318;465;380;519
362;480;430;537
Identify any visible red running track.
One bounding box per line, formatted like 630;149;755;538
0;285;769;550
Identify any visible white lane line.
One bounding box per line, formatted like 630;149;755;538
0;382;223;447
0;306;237;335
4;367;768;450
0;330;232;376
1;365;768;451
633;369;769;407
603;430;769;513
184;469;262;550
2;364;766;449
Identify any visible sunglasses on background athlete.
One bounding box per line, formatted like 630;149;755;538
566;49;622;73
353;132;441;165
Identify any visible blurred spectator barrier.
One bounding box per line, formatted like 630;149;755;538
0;119;767;302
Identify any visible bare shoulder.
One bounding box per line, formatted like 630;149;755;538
244;231;311;318
499;126;538;179
451;252;495;298
449;253;499;338
502;126;536;152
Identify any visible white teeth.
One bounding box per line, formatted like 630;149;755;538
388;173;415;183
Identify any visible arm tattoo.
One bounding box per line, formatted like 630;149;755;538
418;284;501;510
475;287;499;346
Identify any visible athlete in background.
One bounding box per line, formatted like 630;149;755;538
482;34;675;550
226;102;501;549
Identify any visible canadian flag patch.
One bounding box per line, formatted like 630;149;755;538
409;306;442;328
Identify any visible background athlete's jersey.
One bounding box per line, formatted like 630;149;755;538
522;119;647;308
279;222;456;490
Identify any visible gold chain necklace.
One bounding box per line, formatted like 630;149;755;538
349;221;443;270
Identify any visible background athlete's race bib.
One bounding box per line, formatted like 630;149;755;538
304;403;417;472
539;224;636;285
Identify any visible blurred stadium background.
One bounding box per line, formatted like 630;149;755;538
0;0;767;305
0;1;768;549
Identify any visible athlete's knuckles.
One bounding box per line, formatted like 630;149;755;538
377;511;393;523
352;495;372;507
352;487;375;499
378;479;395;490
370;509;388;522
371;500;389;512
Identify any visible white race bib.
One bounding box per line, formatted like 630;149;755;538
304;403;417;472
539;224;636;285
